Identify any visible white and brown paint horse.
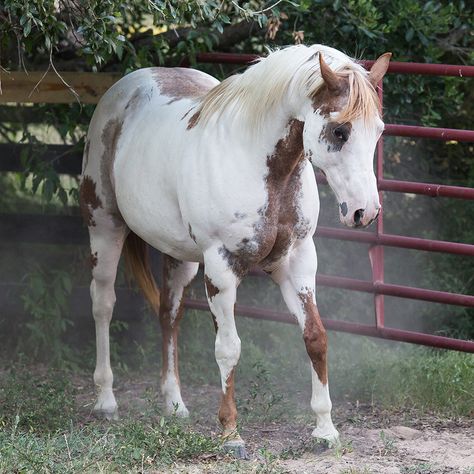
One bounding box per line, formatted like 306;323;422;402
80;44;390;455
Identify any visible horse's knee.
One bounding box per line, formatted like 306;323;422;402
91;279;116;321
94;366;113;386
215;334;241;367
303;325;328;384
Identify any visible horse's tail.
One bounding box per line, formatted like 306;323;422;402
123;231;160;315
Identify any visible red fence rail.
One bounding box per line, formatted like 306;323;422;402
182;52;474;353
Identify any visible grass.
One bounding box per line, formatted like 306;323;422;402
378;430;398;457
328;336;474;417
0;418;220;473
0;368;220;473
401;463;436;474
0;367;76;433
1;306;473;471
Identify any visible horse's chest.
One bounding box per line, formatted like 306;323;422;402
222;161;312;274
260;162;312;264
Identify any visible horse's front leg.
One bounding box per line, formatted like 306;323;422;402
271;237;339;444
203;248;247;459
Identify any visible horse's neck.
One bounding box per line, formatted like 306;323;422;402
266;118;305;178
210;107;305;182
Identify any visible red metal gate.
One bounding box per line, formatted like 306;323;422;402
182;53;474;353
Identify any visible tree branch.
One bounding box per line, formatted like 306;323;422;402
436;26;472;62
9;20;265;71
132;20;264;52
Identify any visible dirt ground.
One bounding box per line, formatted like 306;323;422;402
73;373;474;474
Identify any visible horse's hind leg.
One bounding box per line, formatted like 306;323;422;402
88;219;128;420
159;255;199;416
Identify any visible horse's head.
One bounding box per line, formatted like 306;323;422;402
302;52;391;228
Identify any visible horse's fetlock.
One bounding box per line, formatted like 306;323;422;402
94;369;113;388
219;403;237;427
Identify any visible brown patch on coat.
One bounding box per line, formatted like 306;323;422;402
187;110;200;130
159;255;185;388
299;290;328;385
218;245;249;280
262;119;311;265
159;255;181;318
90;251;98;268
151;67;215;100
311;77;350;117
262;159;311;266
319;121;352;152
218;119;310;277
204;275;220;301
79;175;103;227
218;369;238;435
100;118;124;226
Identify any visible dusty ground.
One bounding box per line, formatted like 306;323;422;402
76;375;473;474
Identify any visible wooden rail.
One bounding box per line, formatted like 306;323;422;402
0;71;120;104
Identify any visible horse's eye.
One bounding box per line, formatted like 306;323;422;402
333;125;349;142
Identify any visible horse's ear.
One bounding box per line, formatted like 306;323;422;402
319;53;343;92
369;52;392;86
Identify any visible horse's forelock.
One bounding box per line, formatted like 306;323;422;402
309;67;381;125
334;70;381;124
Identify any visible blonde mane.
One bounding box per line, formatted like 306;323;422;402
193;44;380;131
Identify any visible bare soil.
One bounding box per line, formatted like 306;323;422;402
75;374;474;473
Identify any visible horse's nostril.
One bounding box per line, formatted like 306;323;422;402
354;209;364;226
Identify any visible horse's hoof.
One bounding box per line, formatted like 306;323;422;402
93;406;119;421
175;406;190;418
165;403;190;418
223;439;249;460
311;426;340;447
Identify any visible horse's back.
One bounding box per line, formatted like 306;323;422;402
81;67;218;259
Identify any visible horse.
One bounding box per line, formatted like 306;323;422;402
79;44;390;457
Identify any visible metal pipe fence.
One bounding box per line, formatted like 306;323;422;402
1;51;472;352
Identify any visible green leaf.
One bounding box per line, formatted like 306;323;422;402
23;20;32;37
57;187;68;205
43;179;54;201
